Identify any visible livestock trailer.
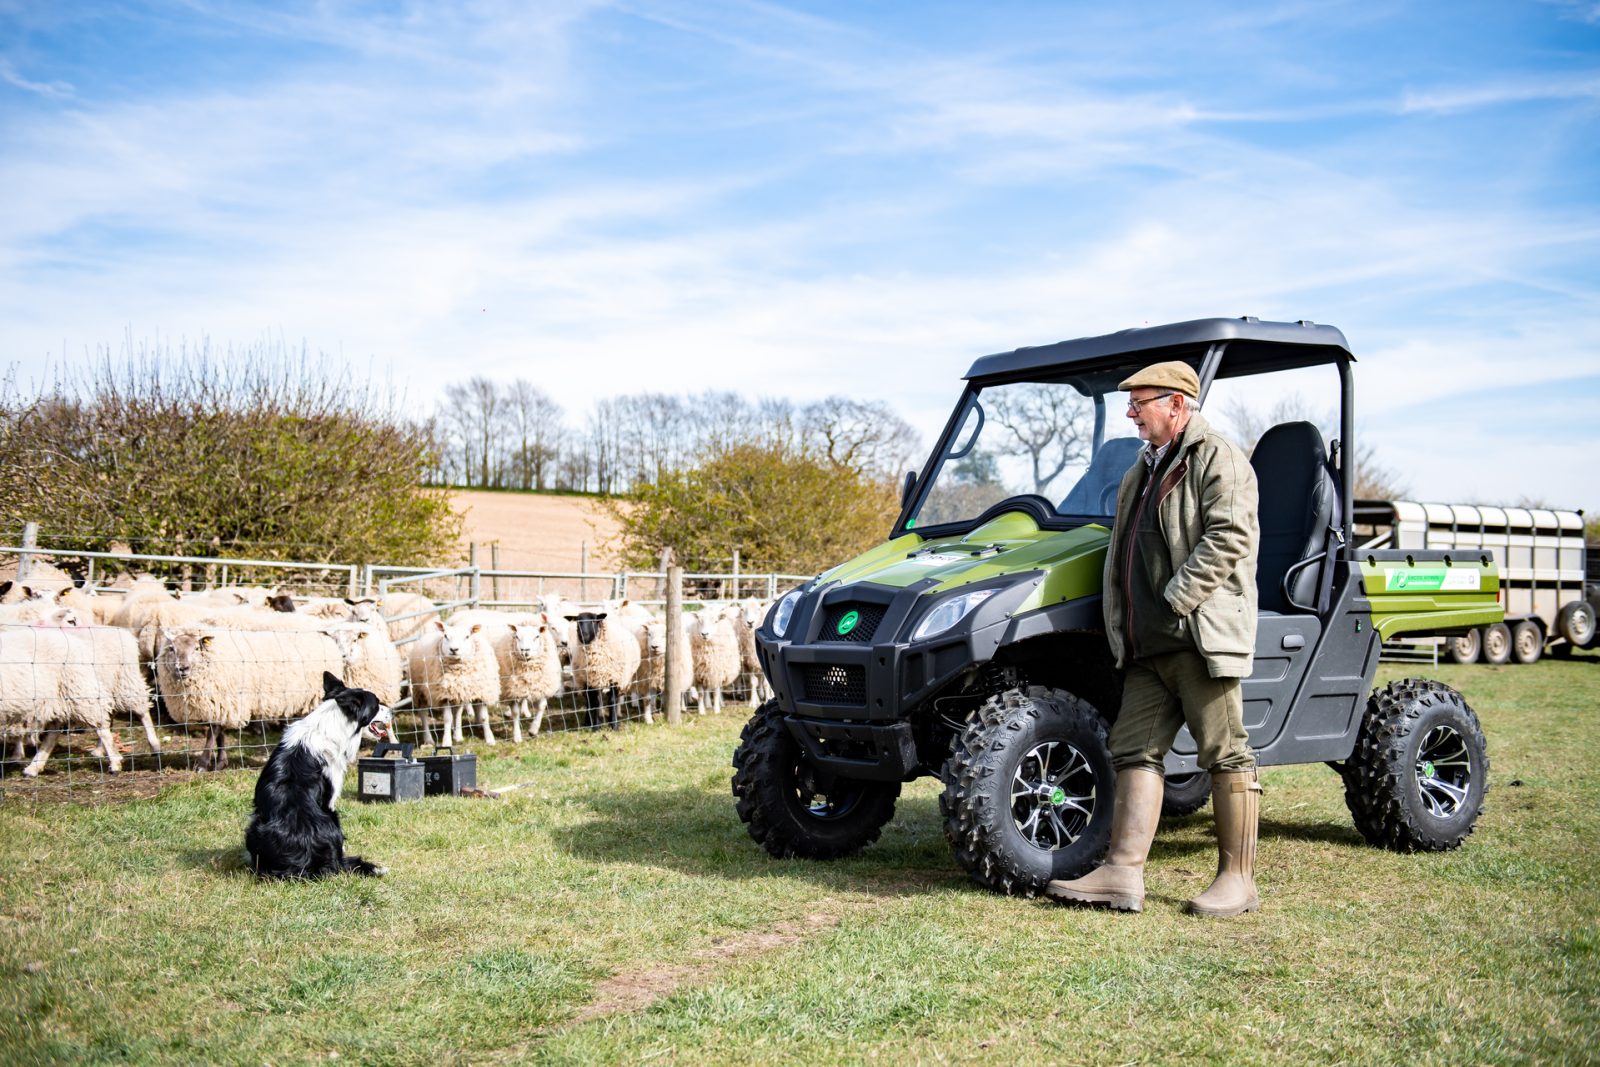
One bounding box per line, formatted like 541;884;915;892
1352;500;1594;662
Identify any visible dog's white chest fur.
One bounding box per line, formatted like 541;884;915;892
280;698;363;809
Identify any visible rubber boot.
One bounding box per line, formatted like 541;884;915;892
1187;768;1262;917
1045;767;1164;911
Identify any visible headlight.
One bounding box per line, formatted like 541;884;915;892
912;589;997;641
771;588;805;637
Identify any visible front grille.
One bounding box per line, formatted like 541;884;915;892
800;664;867;706
818;603;886;643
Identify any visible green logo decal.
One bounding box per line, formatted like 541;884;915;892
1388;569;1447;591
1422;761;1436;779
836;610;860;636
1050;787;1066;806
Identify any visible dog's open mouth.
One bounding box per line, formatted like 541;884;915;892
365;712;393;742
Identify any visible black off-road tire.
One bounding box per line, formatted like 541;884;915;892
731;700;900;860
1481;623;1512;665
1342;679;1489;852
940;686;1115;896
1161;770;1213;817
1511;620;1543;664
1445;629;1481;665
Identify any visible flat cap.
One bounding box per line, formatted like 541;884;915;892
1119;360;1199;398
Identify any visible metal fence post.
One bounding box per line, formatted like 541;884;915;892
490;541;500;603
732;548;740;601
664;549;683;726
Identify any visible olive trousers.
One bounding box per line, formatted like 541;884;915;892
1109;649;1255;774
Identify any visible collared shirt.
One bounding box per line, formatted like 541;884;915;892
1141;438;1173;470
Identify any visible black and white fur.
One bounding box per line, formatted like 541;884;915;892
245;672;393;880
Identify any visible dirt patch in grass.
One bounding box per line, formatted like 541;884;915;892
0;766;203;806
570;909;846;1025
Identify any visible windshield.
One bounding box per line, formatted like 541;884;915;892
908;376;1143;529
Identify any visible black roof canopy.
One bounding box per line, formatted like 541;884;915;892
963;316;1354;384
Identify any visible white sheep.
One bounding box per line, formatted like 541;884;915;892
628;617;691;723
734;598;774;703
0;625;120;777
66;623;159;756
688;606;741;715
155;625;343;770
565;611;641;730
325;621;404;707
493;616;564;740
406;620;500;747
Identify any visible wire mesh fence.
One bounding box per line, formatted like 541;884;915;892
0;542;799;798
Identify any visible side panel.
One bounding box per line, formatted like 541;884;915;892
1166;562;1381;772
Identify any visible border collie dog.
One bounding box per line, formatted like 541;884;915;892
245;672;394;879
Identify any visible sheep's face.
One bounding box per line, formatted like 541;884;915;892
435;621;481;661
164;630;215;679
267;594;296;613
344;597;381;623
506;623;537;660
690;609;724;639
645;622;666;655
329;627;370;666
567;612;607;646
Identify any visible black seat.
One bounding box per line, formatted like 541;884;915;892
1059;436;1142;516
1250;421;1336;613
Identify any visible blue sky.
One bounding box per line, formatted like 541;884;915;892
2;0;1597;508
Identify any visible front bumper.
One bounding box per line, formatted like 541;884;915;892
756;574;1098;780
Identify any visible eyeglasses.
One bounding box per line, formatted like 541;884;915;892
1126;392;1175;414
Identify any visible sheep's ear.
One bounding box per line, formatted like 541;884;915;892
323;671;345;696
506;622;520;634
431;619;447;632
0;581;10;597
199;633;214;646
344;597;356;605
469;623;481;634
356;629;368;641
562;614;578;621
593;612;608;621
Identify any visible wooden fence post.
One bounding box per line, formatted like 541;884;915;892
663;548;684;726
16;522;38;583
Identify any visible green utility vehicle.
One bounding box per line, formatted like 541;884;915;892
732;317;1504;895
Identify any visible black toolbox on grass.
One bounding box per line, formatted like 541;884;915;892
421;746;477;796
357;742;425;803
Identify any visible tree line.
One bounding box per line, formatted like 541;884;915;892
428;377;923;494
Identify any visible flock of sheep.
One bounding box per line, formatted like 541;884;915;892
0;573;774;779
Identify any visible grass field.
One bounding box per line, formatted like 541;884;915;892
1;655;1597;1065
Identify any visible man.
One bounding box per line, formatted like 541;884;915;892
1047;360;1262;917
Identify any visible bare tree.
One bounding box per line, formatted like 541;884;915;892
504;380;562;490
1217;393;1406;500
986;384;1093;495
800;396;920;477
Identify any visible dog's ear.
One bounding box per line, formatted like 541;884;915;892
0;581;11;598
323;671;345;697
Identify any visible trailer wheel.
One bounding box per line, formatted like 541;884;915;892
1559;600;1596;648
1511;620;1543;664
1445;629;1481;665
1481;623;1512;665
